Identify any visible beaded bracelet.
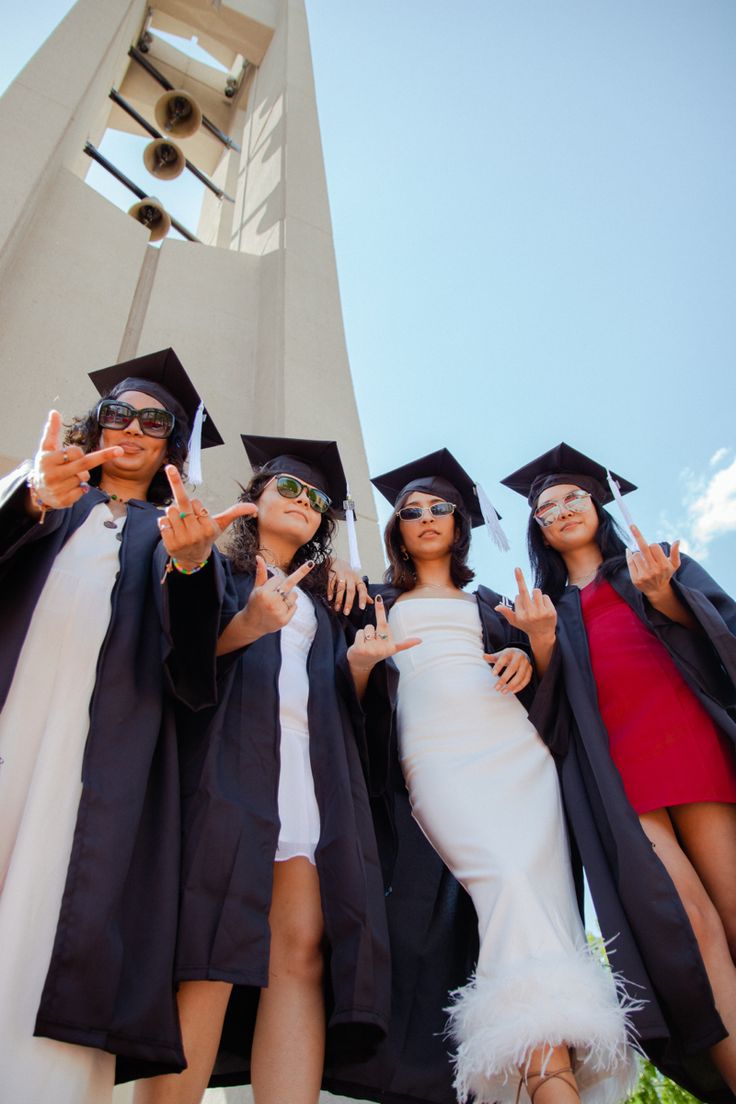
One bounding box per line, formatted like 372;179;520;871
161;556;210;583
25;475;52;525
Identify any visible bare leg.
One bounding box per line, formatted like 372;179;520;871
132;980;232;1104
251;857;325;1104
522;1044;579;1103
670;802;736;958
641;808;736;1091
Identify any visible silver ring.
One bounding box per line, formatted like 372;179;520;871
62;451;70;463
338;577;346;586
378;632;389;640
281;593;290;604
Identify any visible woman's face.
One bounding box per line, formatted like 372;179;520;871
534;482;599;552
99;390;170;484
256;473;323;553
398;490;457;561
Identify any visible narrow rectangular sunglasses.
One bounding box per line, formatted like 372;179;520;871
396;502;456;521
274;475;331;514
97;399;175;439
534;489;592;527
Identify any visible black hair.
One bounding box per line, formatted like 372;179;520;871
527;499;628;602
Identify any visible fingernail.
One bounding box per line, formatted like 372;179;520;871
375;594;383;604
307;559;315;568
80;483;89;494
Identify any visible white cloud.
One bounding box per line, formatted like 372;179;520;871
678;454;736;560
709;447;731;467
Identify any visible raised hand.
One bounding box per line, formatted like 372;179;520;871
495;567;557;640
240;555;316;638
159;464;257;568
28;410;124;515
347;594;421;674
485;647;533;694
327;558;373;614
626;523;681;600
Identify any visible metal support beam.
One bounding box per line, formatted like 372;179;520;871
83;142;200;243
109;89;235;202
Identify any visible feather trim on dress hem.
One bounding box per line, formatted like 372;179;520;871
445;943;642;1104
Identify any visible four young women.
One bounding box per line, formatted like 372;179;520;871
2;372;735;1104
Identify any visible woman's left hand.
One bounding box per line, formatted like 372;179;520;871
158;465;257;568
626;523;681;600
347;595;421;671
328;558;373;614
485;647;533;694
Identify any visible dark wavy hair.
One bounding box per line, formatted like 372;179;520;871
64;380;189;506
383;494;475;591
226;470;337;597
528;498;628;602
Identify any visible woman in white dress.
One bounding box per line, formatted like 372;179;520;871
0;350;243;1103
347;449;639;1104
138;435;390;1104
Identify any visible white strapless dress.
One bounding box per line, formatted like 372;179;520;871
389;598;638;1104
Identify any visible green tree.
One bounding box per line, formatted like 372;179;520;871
627;1061;701;1104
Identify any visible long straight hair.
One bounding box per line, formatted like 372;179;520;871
383;497;475;591
527;500;628;602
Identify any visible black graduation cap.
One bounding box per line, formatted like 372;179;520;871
241;434;351;519
88;347;223;450
371;448;485;526
500;442;637;506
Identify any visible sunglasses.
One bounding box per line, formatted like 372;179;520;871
97;399;175;439
396;501;456;522
534;489;592;527
272;475;331;515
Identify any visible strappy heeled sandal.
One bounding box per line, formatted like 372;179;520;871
515;1065;580;1104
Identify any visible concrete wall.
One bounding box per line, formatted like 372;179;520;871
0;0;383;572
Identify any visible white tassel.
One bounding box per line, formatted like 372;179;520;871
606;470;636;549
187;401;205;487
476;482;511;552
344;485;362;572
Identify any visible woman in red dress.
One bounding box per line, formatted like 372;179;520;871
500;442;736;1103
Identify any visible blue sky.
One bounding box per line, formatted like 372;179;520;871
2;1;735;596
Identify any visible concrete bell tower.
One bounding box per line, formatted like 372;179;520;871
0;0;382;572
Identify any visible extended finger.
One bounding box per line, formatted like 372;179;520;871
327;572;337;602
394;637;422;654
514;567;531;600
670;539;681;571
254;554;268;588
356;579;370;611
75;444;125;471
341;578;357;616
164;464;192;515
374;593;389;631
630;524;654;563
40;410;63;453
282;559;316;592
212;501;258;534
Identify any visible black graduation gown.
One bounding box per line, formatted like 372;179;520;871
158;557;392;1087
323;583;550;1104
529;552;736;1103
0;465;185;1078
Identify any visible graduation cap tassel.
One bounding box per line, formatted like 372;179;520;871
606;470;637;549
344;486;362;572
476;483;511;553
187;401;205;487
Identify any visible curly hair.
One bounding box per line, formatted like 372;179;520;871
383;494;475;591
64;379;189;506
527;498;628;603
226;470;337;598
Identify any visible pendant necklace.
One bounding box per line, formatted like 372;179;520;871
100;487;130;530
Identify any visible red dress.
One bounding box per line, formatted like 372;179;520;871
580;578;736;814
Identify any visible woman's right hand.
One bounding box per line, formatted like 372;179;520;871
495;567;557;640
242;556;315;637
347;595;422;673
27;410;123;516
